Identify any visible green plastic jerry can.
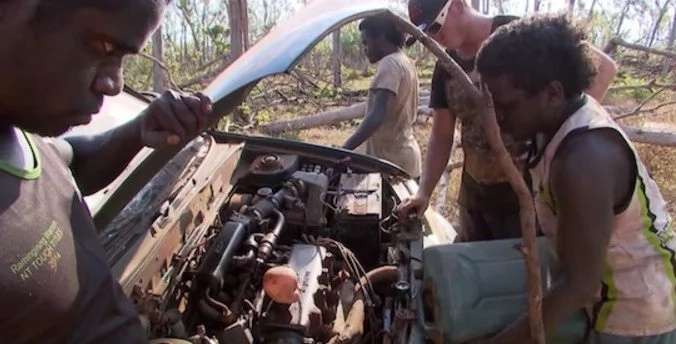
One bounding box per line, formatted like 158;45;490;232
418;237;588;343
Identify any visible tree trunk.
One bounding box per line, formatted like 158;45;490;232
648;0;670;47
534;0;542;12
615;0;632;36
662;12;676;75
568;0;576;14
152;26;166;92
228;0;249;60
332;29;342;88
241;0;249;50
587;0;598;21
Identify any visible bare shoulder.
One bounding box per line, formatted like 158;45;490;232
550;128;634;206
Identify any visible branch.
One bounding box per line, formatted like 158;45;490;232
178;57;231;89
139;52;181;90
614;99;676;120
621;125;676;146
608;36;676;59
613;87;667;119
610;80;676;92
386;12;546;344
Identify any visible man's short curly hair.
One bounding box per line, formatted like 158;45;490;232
476;14;597;99
359;13;406;48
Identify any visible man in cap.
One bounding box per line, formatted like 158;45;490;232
397;0;618;242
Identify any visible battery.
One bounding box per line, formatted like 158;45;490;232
335;173;382;223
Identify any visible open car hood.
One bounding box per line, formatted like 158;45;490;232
92;0;393;230
204;0;387;103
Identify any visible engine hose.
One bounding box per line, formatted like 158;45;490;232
256;209;285;263
329;266;399;344
229;275;252;319
202;287;234;324
233;233;263;265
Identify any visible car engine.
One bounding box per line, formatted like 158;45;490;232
134;153;421;344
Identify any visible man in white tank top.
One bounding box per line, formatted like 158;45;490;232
473;15;676;344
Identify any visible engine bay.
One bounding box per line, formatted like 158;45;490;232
135;151;423;344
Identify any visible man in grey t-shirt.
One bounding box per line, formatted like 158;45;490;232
342;14;422;180
0;0;213;342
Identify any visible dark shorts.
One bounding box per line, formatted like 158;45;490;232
455;171;525;242
457;205;523;242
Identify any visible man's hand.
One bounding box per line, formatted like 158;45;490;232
396;192;430;220
140;90;213;148
64;89;214;195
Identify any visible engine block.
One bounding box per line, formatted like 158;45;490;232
262;244;329;338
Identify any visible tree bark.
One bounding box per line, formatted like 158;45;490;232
242;0;249;50
332;29;342;88
152;26;166;93
621;125;676;146
534;0;542;12
228;0;249;60
259;102;432;134
662;10;676;75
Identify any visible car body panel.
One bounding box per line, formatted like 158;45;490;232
204;0;388;103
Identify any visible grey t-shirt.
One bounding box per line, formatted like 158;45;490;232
364;51;422;178
0;130;147;343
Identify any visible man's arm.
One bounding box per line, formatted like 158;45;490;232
418;108;456;197
585;42;618;102
342;89;395;150
63;90;211;196
483;130;632;343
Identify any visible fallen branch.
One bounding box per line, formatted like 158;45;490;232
387;12;546;344
259;102;365;133
610;80;676;92
621;125;676;146
606;36;676;59
259;102;433;134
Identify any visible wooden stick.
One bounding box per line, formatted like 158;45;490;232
386;12;547;344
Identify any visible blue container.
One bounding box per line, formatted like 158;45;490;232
418;237;588;343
